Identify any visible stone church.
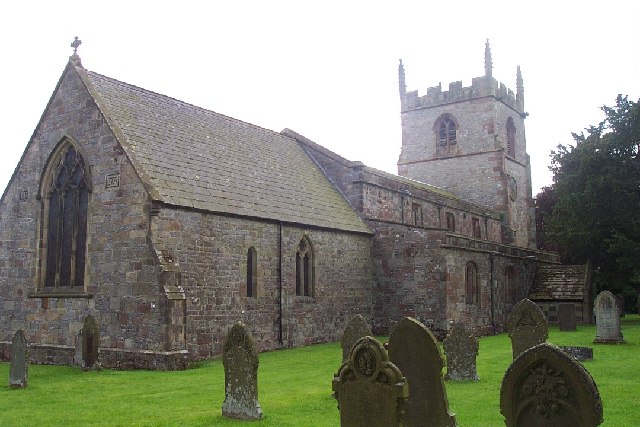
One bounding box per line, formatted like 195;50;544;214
0;41;558;369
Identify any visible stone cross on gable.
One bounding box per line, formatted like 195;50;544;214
71;36;82;54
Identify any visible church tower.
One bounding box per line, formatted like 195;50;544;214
397;41;536;249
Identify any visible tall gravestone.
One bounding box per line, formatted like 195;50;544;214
333;336;408;427
341;314;372;363
9;330;28;388
443;322;479;381
507;298;548;360
81;315;100;369
593;290;626;344
388;317;457;427
222;322;262;420
501;343;603;427
558;303;577;332
614;293;625;318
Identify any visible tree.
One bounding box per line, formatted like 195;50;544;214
540;95;640;296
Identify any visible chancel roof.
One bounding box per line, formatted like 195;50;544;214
77;66;370;234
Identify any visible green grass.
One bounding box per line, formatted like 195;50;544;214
1;316;639;426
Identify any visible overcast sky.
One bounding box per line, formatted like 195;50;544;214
1;1;638;197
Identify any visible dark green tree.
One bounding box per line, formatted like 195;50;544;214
542;95;640;296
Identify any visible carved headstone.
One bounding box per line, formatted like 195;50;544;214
443;322;479;381
507;298;548;360
9;330;28;388
81;315;100;369
388;317;457;427
558;303;577;332
222;322;262;420
593;291;626;343
341;314;372;363
501;343;603;427
333;336;408;427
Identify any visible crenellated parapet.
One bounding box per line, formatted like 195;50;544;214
400;75;524;115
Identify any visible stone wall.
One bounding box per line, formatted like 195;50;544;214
150;205;373;360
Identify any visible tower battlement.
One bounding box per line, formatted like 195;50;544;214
399;41;525;116
401;75;523;114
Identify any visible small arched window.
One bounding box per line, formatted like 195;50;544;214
506;117;516;158
465;261;479;305
246;247;257;298
295;236;314;297
41;142;91;289
436;114;458;147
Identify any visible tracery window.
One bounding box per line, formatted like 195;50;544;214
412;203;423;226
465;261;479;305
295;236;314;297
472;217;481;238
246;247;257;298
42;143;90;289
436;114;458;146
506;117;516;158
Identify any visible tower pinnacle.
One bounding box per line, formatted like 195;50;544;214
516;65;524;111
484;39;492;78
398;59;406;96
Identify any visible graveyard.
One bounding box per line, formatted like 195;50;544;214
0;315;638;426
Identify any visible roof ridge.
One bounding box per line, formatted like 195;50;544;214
85;70;288;140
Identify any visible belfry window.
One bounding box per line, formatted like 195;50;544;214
42;143;90;288
506;117;516;158
295;236;314;297
436;115;457;146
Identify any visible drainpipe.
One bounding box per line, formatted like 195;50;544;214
278;221;284;346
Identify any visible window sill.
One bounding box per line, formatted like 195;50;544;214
28;289;93;299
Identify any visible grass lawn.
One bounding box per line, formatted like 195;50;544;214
1;316;639;426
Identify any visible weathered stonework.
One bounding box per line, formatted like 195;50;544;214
341;314;373;362
593;291;626;344
444;322;479;381
507;298;548;360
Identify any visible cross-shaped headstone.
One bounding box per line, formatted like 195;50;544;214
71;36;82;54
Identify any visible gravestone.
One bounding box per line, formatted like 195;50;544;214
222;322;262;420
501;343;603;427
81;315;100;369
443;322;479;381
507;298;548;360
388;317;457;427
614;293;625;318
593;290;626;343
333;336;408;427
558;303;577;332
9;330;28;388
341;314;372;363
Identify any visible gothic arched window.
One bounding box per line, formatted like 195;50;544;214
436;114;458;146
465;261;479;305
295;236;314;297
506;117;516;158
41;143;91;289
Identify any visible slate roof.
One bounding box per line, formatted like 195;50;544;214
528;264;589;301
77;66;370;234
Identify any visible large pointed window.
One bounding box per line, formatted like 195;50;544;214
295;236;314;297
42;143;90;289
